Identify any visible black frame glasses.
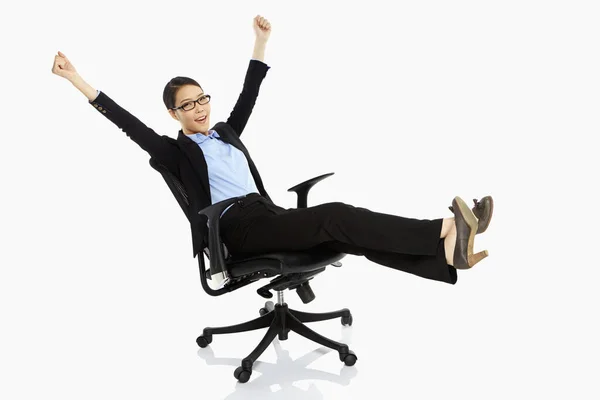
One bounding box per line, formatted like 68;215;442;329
172;94;211;111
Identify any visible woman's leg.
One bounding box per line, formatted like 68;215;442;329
317;238;457;284
232;201;443;256
321;217;458;283
221;200;458;284
440;217;457;266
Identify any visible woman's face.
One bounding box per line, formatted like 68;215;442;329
168;84;211;135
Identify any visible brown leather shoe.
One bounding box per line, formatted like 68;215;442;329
448;195;493;234
451;196;489;269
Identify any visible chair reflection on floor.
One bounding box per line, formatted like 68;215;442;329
197;326;357;396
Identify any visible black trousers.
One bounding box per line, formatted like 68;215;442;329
220;192;457;285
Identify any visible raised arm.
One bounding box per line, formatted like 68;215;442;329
226;16;272;138
52;51;180;171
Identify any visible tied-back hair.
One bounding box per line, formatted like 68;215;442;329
163;77;203;110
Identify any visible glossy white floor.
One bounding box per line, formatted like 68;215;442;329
4;236;599;399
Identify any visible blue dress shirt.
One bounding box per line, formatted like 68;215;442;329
184;129;259;217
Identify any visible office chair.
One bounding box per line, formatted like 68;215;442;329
149;159;357;383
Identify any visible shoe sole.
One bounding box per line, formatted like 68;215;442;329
453;196;489;269
448;196;493;234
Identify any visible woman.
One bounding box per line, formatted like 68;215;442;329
51;15;493;285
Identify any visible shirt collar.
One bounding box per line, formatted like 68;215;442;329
185;129;220;144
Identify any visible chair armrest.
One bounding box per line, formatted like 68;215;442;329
197;195;247;288
287;172;334;208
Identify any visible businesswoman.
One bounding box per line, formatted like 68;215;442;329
52;15;493;285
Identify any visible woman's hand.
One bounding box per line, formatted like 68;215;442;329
52;51;98;101
52;51;79;82
253;15;271;42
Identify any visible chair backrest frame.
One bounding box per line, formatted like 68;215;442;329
149;159;190;220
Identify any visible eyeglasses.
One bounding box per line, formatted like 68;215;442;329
172;94;211;111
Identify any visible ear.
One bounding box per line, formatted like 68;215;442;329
168;109;179;121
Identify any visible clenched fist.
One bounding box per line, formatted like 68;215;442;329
253;15;271;42
52;51;78;82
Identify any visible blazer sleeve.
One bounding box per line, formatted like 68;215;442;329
225;59;271;138
89;91;180;171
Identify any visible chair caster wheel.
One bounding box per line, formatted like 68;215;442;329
259;301;274;316
341;314;353;326
234;366;252;383
340;350;357;366
196;335;212;348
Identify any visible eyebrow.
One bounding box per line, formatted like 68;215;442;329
179;93;205;104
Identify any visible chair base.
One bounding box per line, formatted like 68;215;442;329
196;300;357;383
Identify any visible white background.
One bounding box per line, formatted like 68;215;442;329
1;0;599;398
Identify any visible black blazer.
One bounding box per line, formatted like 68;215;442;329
88;59;272;258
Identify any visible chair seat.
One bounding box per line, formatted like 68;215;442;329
225;247;345;278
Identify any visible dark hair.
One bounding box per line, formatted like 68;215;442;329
163;76;203;110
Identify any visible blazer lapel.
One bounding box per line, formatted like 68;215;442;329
176;130;211;197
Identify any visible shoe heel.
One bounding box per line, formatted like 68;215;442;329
468;250;489;267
